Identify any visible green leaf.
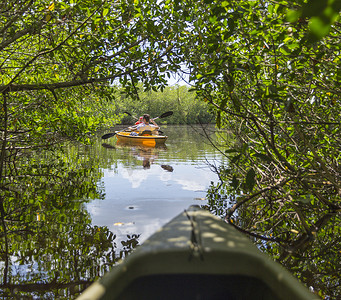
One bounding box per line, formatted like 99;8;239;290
231;175;239;189
286;9;301;22
309;17;331;40
245;168;256;191
103;8;109;17
225;148;239;154
298;194;313;204
254;153;272;162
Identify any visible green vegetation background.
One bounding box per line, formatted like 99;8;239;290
1;0;340;298
112;84;214;125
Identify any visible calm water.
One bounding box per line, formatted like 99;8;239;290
0;124;227;299
88;125;224;244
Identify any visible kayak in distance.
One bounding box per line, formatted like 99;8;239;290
115;130;167;147
101;111;173;144
77;206;319;300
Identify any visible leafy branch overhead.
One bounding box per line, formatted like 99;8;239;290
0;0;178;95
0;0;340;298
0;0;184;146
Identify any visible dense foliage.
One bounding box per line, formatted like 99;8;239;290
0;0;175;297
0;0;180;146
115;85;214;125
1;0;340;298
169;0;340;298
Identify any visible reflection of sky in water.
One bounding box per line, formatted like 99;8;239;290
87;161;218;243
104;163;214;191
87;126;225;244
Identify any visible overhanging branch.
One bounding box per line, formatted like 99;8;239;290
1;49;172;93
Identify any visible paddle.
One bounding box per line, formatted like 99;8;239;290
153;111;173;120
123;111;138;120
101;131;120;140
101;111;173;139
101;113;135;139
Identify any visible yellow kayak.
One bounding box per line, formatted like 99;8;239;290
115;131;167;147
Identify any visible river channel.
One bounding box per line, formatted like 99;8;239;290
88;124;225;246
1;124;227;299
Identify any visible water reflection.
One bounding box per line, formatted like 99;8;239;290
101;143;116;150
89;125;223;253
102;141;174;172
115;142;168;170
0;140;140;299
161;165;174;172
0;125;224;299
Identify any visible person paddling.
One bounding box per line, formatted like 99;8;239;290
129;114;159;135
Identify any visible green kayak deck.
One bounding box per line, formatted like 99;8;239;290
78;206;318;300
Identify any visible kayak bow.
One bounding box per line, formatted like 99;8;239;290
78;206;318;300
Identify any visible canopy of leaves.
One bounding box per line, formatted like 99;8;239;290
1;0;341;298
0;1;178;296
0;0;183;147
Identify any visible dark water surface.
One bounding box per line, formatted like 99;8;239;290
0;125;226;299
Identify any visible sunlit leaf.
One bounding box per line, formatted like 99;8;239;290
103;8;109;17
48;2;55;11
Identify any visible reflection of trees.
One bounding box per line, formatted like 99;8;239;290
108;125;219;170
0;143;139;298
0;125;222;297
120;234;140;259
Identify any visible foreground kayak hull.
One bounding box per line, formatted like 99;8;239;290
115;131;167;147
78;206;318;300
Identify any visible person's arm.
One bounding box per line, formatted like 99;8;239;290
150;119;159;129
128;125;138;131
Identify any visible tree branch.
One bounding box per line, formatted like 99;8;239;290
0;3;103;94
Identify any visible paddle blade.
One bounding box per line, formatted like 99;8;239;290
101;132;116;139
159;111;173;118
